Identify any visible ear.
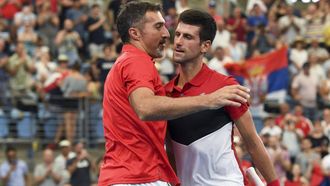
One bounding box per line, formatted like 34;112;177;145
201;40;211;53
128;27;141;41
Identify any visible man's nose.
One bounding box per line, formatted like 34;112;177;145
162;27;170;38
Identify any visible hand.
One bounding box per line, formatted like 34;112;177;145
206;85;250;109
10;164;16;172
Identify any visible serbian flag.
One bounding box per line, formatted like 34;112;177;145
225;47;289;101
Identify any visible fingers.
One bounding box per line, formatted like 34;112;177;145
209;84;250;109
220;85;250;103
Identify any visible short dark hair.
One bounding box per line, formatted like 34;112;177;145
116;1;162;43
178;9;216;43
6;146;16;154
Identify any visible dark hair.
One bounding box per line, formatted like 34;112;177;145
178;9;216;43
6;146;16;154
116;1;162;43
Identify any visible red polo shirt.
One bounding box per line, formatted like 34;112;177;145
165;64;248;120
98;44;179;186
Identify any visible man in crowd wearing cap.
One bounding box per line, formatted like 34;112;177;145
52;140;75;186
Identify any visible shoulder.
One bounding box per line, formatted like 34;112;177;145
211;71;238;86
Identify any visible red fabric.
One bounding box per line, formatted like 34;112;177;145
284;180;302;186
226;18;247;42
224;47;288;78
165;64;249;121
295;118;312;137
267;179;280;186
98;44;179;186
275;115;285;128
310;163;324;186
0;0;23;20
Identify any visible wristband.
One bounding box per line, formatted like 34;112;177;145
267;179;280;186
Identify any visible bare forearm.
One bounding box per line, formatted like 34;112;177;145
131;94;209;120
246;137;278;183
130;86;249;121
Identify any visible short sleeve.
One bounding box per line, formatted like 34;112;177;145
122;58;157;96
0;164;7;178
224;76;249;120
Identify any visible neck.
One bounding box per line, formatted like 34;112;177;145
177;59;203;88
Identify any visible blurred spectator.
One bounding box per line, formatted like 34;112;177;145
207;0;222;23
289;37;308;75
246;0;267;14
207;46;231;75
266;135;291;181
17;21;37;56
6;42;36;106
227;33;246;61
284;164;308;186
157;39;175;82
14;3;36;33
307;38;329;64
164;7;177;40
92;44;116;86
307;121;329;158
0;0;23;22
67;141;94;186
175;0;189;14
107;0;122;28
246;3;268;44
59;63;87;143
55;19;83;66
322;109;330;140
66;0;88;40
309;54;326;82
35;46;57;84
52;140;75;186
36;1;60;56
320;69;330;107
0;38;9;107
226;7;247;44
291;62;318;121
212;19;230;51
260;115;282;138
86;4;106;58
278;6;305;45
0;146;29;186
275;102;291;128
281;117;300;161
293;105;313;138
250;23;274;54
58;0;74;28
304;4;325;42
295;138;320;179
33;148;57;186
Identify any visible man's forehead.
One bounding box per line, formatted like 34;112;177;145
144;11;165;23
176;22;200;34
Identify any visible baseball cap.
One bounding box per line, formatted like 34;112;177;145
59;140;71;147
209;0;216;8
58;54;68;62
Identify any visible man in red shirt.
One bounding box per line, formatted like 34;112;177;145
98;2;250;186
165;9;280;186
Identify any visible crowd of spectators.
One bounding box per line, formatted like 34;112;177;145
2;0;330;185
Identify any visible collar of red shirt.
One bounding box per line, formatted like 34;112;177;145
121;44;154;63
166;63;212;92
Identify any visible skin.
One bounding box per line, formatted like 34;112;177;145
128;11;250;121
172;21;278;184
